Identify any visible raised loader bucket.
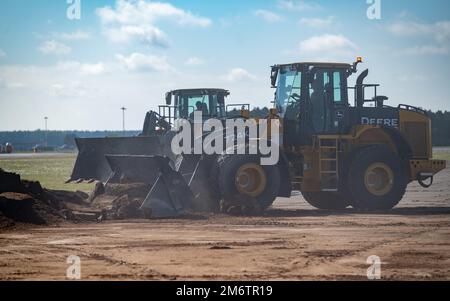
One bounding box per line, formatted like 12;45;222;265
69;136;163;183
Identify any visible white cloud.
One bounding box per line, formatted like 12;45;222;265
0;49;6;58
116;53;173;72
38;40;71;55
399;45;450;56
397;74;426;82
55;30;92;41
254;10;283;23
185;57;204;66
97;0;211;27
80;63;106;75
0;77;25;89
103;25;168;47
50;81;87;98
97;0;212;47
388;21;450;56
5;82;26;89
278;0;321;11
57;61;107;75
299;16;334;28
223;68;256;82
0;62;191;130
299;34;357;56
387;21;450;44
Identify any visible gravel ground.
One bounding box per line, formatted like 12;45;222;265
0;165;449;280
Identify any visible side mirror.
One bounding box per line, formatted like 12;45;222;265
270;67;278;87
165;92;172;105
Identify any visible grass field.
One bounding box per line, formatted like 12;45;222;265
434;150;450;161
0;153;94;192
0;149;449;193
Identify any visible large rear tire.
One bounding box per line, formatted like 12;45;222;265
348;145;407;210
301;191;350;210
217;155;280;209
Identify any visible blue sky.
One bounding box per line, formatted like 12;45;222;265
0;0;449;130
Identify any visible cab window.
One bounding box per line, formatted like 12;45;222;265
333;71;342;102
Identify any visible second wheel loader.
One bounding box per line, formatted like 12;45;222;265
69;88;231;183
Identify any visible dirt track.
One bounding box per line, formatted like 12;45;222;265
0;166;449;280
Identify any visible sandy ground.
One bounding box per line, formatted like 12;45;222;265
0;166;449;281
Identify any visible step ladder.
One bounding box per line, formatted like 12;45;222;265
318;138;339;192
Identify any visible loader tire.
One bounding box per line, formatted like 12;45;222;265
218;155;280;209
348;145;407;211
301;192;350;210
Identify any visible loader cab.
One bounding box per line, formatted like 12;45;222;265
165;89;229;121
272;62;352;146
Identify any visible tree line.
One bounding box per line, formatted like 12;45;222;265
0;130;140;151
1;109;449;150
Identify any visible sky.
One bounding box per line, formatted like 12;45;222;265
0;0;449;131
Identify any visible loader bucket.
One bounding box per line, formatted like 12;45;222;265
176;154;220;212
69;136;164;183
105;154;163;184
140;154;220;217
123;156;193;218
105;155;194;218
104;154;219;218
141;166;194;217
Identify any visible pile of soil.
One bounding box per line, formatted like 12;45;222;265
0;168;87;228
1;168;254;227
0;168;158;228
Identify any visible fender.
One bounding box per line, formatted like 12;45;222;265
379;126;413;159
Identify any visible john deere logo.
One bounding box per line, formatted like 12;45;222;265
361;117;399;127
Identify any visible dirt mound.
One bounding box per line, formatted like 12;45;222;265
0;192;60;225
0;168;84;228
0;168;192;227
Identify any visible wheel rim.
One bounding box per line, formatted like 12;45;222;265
235;163;267;197
364;163;394;196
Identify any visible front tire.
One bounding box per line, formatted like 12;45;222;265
348;145;407;210
217;155;280;209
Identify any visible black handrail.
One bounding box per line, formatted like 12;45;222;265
398;104;428;116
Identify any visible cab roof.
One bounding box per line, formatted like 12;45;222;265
168;88;230;95
273;62;352;69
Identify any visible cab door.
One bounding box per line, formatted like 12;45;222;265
308;68;349;134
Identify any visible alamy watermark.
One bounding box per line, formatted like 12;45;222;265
367;0;381;20
66;255;81;280
171;112;280;165
67;0;81;20
366;255;382;280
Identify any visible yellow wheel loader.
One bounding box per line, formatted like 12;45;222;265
71;59;446;217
